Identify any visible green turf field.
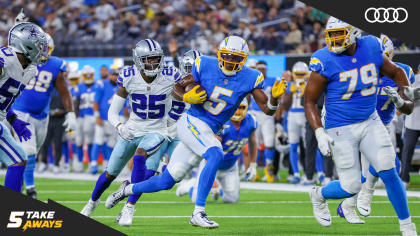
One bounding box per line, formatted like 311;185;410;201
1;170;420;235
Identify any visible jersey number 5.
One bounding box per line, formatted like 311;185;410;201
204;86;233;115
339;63;377;99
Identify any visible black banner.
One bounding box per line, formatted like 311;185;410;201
0;186;126;236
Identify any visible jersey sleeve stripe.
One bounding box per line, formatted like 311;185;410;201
117;75;123;86
0;58;4;67
174;71;181;82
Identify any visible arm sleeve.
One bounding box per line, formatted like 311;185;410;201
108;94;126;128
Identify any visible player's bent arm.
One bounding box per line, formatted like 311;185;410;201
251;88;278;116
281;92;293;111
248;130;258;165
54;72;74;113
304;71;328;131
109;86;128;129
171;75;196;101
379;54;414;114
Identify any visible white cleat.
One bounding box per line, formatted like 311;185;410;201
210;180;220;201
309;186;331;227
105;180;131;209
118;204;136;227
337;200;365;224
357;183;374;217
37;162;47;173
401;223;417;236
80;199;100;217
176;178;196;197
321;177;331;186
189;211;219;228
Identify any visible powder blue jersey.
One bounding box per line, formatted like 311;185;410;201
188;56;264;133
250;76;277;112
94;79;118;120
73;82;100;117
218;113;258;170
13;56;67;119
309;36;384;129
376;62;415;125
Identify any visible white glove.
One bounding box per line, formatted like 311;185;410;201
14;9;28;25
63;112;76;132
315;128;334;157
246;162;257;182
384;86;404;108
275;123;283;133
117;124;135;141
404;86;420;100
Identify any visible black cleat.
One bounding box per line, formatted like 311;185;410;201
26;188;37;199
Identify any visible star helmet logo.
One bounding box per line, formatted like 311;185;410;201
25;26;41;40
352;58;357;63
336;131;341;136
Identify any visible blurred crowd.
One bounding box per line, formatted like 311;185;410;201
1;0;418;57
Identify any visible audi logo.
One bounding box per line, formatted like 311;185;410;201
365;7;408;23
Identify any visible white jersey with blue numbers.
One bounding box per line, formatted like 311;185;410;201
250;77;277;112
188;56;264;133
376;62;415;125
0;46;37;120
14;56;67;119
309;36;384;129
117;64;181;137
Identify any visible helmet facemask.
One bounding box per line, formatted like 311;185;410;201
325;26;354;54
292;71;308;85
82;72;95;85
20;39;49;65
217;49;247;76
180;57;193;77
231;102;248;122
133;50;164;77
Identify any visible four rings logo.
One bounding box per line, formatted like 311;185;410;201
365;8;408;23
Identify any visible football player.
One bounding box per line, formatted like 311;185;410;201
0;23;48;193
113;50;200;227
106;36;287;228
282;61;309;183
356;35;415;217
305;17;416;235
73;65;100;171
176;99;258;203
12;33;75;198
90;69;121;174
80;39;180;222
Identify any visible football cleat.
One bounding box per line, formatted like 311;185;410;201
26;187;37;199
53;165;60;174
321;177;331;186
286;174;294;182
309;186;331;227
81;199;100;217
91;165;98;175
176;178;196;197
37;162;47;173
105;180;131;209
289;176;301;184
210;180;221;201
401;223;417;236
252;171;261;182
317;173;325;184
337;200;365;224
118;204;136;227
115;213;122;223
189;211;219;228
264;165;275;183
300;178;315;186
356;183;374;217
62;163;70;173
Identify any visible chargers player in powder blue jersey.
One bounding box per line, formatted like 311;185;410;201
106;36;287;228
356;34;416;219
305;17;416;235
12;33;75;199
177;99;258;203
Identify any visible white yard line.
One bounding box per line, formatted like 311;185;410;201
44;200;420;204
91;215;420;219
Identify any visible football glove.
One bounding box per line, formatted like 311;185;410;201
14;9;28;25
183;85;207;104
315;128;334;157
118;124;135;141
272;78;287;98
12;119;32;142
63;112;76;132
246;162;258;182
290;83;298;93
384;86;404;108
404;86;420;100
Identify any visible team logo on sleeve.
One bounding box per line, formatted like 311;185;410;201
254;73;264;88
309;57;324;73
195;57;201;73
7;211;63;232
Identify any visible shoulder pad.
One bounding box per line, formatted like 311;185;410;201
309;57;324;74
118;65;135;87
194;57;202;73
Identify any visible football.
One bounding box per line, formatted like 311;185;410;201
185;82;206;94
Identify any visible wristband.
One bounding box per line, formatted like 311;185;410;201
267;99;279;111
94;111;100;118
315;127;326;140
7;114;18;125
250;162;257;169
395;97;405;108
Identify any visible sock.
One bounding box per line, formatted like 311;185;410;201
193;205;205;215
289;143;299;174
188;187;194;200
132;170;176;194
361;171;367;184
48;145;54;164
395;155;401;175
77;147;84;163
378;168;410;220
161;164;167;173
127;155;147;204
24;155;36;189
315;149;324;173
62;141;69;163
90;144;102;162
87;144;93;162
399;216;412;225
344;194;357;206
124;184;134;195
264;148;275;166
91;172;114;201
365;168;379;190
321;180;354;199
196;147;224;207
5;166;25;192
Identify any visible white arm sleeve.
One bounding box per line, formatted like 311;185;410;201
108;94;126;128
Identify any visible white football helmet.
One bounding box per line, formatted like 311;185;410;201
217;36;249;76
231;98;248;121
81;65;95;85
246;58;258;69
292;61;309;84
324;16;361;54
68;70;81;86
381;34;395;60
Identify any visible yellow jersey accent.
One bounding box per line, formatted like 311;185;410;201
195;57;201;73
254;73;264;88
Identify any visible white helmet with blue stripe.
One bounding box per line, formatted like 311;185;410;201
132;39;165;77
217;36;249;76
179;50;202;77
324;16;361;54
381;34;395;60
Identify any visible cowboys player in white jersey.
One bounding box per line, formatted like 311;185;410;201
0;22;49;192
80;39;180;218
